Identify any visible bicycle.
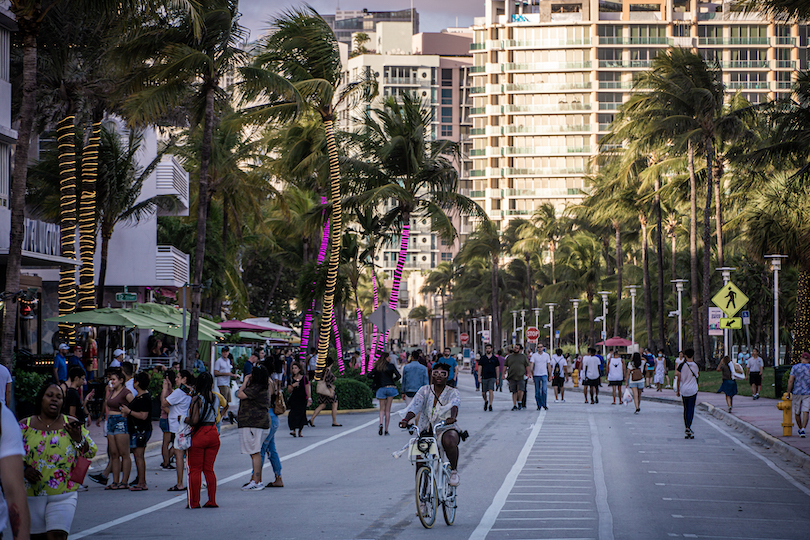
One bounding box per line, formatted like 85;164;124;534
405;421;457;528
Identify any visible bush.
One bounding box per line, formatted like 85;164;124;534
14;371;50;404
334;378;372;410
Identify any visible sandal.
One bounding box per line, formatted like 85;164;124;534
167;485;186;492
113;483;129;490
332;423;342;427
290;431;296;437
129;485;148;491
104;483;120;490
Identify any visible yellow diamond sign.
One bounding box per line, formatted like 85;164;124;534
712;282;749;318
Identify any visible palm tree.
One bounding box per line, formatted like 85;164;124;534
408;305;432;345
422;262;456;349
457;220;505;349
530;203;569;285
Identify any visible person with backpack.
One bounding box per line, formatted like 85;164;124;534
238;365;271;491
550;350;567;403
643;348;655;388
676;348;700;439
606;350;626;405
626;352;645;414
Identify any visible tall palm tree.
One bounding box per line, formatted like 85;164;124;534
422;262;456;349
530;203;569;285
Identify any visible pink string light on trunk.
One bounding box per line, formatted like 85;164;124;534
299;199;330;362
356;307;366;370
333;318;344;372
381;224;410;360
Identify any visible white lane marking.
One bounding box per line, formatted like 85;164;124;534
656;483;788;490
497;517;596;521
501;509;592;512
699;415;810;498
662;497;804;506
589;415;614;540
72;416;382;539
468;410;546;540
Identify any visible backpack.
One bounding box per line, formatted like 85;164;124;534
553;361;561;378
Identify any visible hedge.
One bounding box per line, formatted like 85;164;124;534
334;378;373;410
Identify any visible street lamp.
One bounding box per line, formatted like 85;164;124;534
520;309;527;350
472;317;478;361
764;255;788;366
716;267;737;358
546;303;557;350
570;299;580;355
598;291;610;357
511;310;518;346
671;279;688;353
625;285;640;350
533;307;541;335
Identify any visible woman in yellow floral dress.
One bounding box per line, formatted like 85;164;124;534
20;383;96;539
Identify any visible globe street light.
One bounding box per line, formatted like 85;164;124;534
764;255;788;366
570;299;580;355
598;291;610;357
671;279;688;352
625;285;640;351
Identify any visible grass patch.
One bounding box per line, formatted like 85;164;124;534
695;369;775;399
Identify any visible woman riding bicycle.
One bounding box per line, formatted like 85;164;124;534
398;362;461;486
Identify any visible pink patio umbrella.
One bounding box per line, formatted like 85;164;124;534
596;336;634;347
218;320;275;332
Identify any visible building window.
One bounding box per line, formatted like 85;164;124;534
441;252;452;262
672;23;690;37
441;89;452;105
441;107;452;123
441;125;453;137
442;68;453;87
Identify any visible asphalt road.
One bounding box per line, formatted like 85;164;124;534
71;374;810;540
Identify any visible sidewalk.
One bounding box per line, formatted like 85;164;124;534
639;386;810;466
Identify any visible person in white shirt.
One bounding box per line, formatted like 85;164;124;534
747;348;764;399
162;369;195;491
122;361;137;397
0;363;12;404
582;348;602;404
606;350;626;405
675;348;700;439
529;346;551;411
213;347;239;421
550;350;568;402
110;348;124;368
306;348;318;381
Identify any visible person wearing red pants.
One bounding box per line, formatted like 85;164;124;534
185;373;221;508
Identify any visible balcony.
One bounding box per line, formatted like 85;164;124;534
383;77;419;85
698;37;769;46
721;61;768;69
503;62;592;72
503;124;591;134
776;60;796;69
598;102;623;110
726;82;770;90
470;42;486;50
776;81;793;89
503;145;592;155
503;167;587;176
470;128;486;136
599;37;670;45
775;37;796;45
469;190;486;198
155;245;189;287
155;155;189;215
504;188;582;198
505;82;592;92
470;66;485;73
503;103;591;113
598;81;632;89
505;210;533;216
504;38;592;48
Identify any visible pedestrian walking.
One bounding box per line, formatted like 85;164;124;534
309;357;341;427
504;344;530;410
654;349;667;392
496;349;506;392
238;365;271;491
0;402;30;540
747;348;764;399
287;362;311;437
369;352;400;435
606;351;625;404
550;350;567;403
716;356;737;413
21;383;97;538
530;346;550;411
53;344;69;384
676;349;699;439
402;353;429;406
213;347;239;423
787;352;810;438
477;344;500;411
440;348;458;388
159;369;177;470
103;370;132;490
186;372;221;506
643;348;655;388
582;348;601;404
626;352;645;414
306;348;318;382
261;377;284;488
163;369;195;492
120;372;152;491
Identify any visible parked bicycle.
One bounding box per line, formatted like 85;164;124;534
404;421;457;528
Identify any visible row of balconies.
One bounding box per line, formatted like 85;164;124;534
471;36;797;51
470;167;587;177
464;188;583;199
470;146;593;157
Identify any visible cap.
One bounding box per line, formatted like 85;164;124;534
802;352;810;361
113;349;125;357
58;343;69;351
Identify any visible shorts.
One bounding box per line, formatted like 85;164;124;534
376;386;399;399
218;385;231;404
628;380;645;389
239;427;270;455
404;391;417;398
552;376;565;388
129;430;152;448
793;394;810;415
481;378;496;392
508;379;526;393
28;492;78;535
749;372;762;386
106;415;128;436
608;380;623;386
159;418;170;433
584;377;601;387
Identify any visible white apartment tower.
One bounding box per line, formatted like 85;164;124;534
470;0;805;227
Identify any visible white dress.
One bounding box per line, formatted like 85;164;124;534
654;357;666;385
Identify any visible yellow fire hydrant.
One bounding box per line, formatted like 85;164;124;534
777;392;793;437
573;369;580;388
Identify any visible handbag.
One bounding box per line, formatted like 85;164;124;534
730;361;745;380
316;380;335;399
70;456;91;484
631;368;643;381
274;391;286;416
175;423;193;450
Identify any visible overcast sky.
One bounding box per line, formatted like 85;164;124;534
237;0;485;41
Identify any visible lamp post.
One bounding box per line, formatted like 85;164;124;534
598;291;610;357
533;307;541;335
625;285;640;351
671;279;688;353
520;309;527;350
716;267;736;358
511;310;518;346
570;299;580;355
472;317;478;361
546;303;557;350
764;255;788;366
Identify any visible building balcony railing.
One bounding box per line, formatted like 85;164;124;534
598;102;623;110
775;37;796;45
721;61;769;69
503;103;591;113
698;37;769;45
776;81;793;89
469;190;486;198
598;81;633;89
470;42;486;50
470;128;486;136
598;60;652;68
503;124;591;134
598;123;613;131
505;210;533;216
503;145;592;155
598;37;670;45
155;245;189;286
383;77;421;85
504;188;582;198
503;167;586;176
503;38;592;48
505;82;592;92
503;61;592;72
776;60;796;69
155;155;189;214
470;107;486;115
470;66;486;73
726;81;770;90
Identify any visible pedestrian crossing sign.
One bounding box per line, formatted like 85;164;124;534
712;282;749;318
719;317;743;329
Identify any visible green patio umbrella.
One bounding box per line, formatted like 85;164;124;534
133;303;222;338
46;308;170;329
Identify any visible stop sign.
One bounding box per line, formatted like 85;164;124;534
460;332;469;345
526;327;540;343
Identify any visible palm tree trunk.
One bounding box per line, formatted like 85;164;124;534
491;256;501;350
714;157;724;268
655;176;665;352
641;215;654;351
613;221;622;338
97;232;112;307
551;243;557;285
186;85;216;366
702;138;714;364
79;122;100;312
315;119;344;379
525;255;533;311
688;140;702;363
58;115;78;344
354;283;367;369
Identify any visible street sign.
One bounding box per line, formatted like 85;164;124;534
460;332;469;345
481;330;490;343
526;327;540;343
709;307;723;336
712;281;749;318
601;331;606;339
116;292;137;303
368;306;400;334
555;330;560;339
741;310;751;325
720;317;743;329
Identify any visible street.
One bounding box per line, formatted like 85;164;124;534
71;375;810;540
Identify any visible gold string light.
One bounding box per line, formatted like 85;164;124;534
58;116;77;343
78;122;100;311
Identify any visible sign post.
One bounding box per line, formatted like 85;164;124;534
460;332;469;345
526;326;539;344
741;310;751;354
712;279;748;358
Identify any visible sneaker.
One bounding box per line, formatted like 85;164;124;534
488;404;492;411
241;481;264;491
89;473;108;485
77;484;89;492
543;406;548;411
511;406;518;411
800;429;806;438
484;401;488;411
554;399;559;403
561;399;565;403
448;470;460;486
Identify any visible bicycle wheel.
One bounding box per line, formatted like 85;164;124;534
442;476;457;525
415;466;437;528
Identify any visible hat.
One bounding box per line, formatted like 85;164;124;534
113;348;125;358
802;352;810;361
58;343;69;351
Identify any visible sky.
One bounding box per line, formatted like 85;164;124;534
237;0;485;41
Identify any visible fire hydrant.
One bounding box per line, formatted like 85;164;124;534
572;369;580;388
777;392;793;436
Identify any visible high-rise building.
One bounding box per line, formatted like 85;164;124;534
327;8;418;45
469;0;805;227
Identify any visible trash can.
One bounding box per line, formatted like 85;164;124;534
774;365;791;399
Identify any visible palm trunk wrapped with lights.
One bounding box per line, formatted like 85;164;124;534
299;200;330;363
332;318;344;372
57;116;78;343
381;221;410;356
315;119;342;379
365;269;379;373
78;122;100;311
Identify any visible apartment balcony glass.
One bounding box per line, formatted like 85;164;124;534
503;167;586;176
469;190;486;198
721;61;768;69
505;82;592;92
776;60;796;69
503;124;591;134
504;38;592;48
470;42;486;50
470;107;487;115
775;37;796;45
384;77;420;85
726;82;770;90
504;62;592;72
598;81;633;89
505;210;533;216
503;103;591;113
470;128;486;136
698;37;769;45
504;188;581;197
470;66;485;73
598;102;622;110
599;37;670;45
503;145;592;155
776;81;793;89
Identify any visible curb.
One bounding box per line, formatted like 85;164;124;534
640;394;810;469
